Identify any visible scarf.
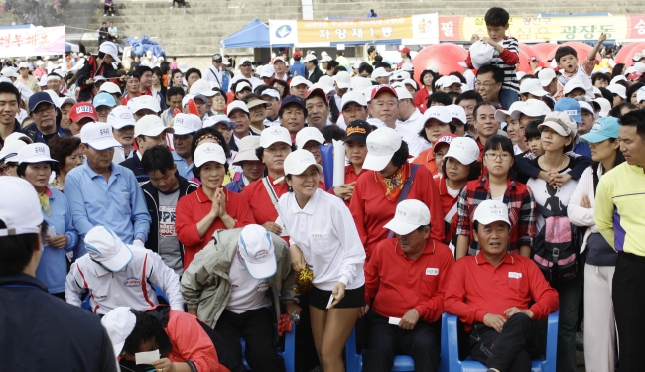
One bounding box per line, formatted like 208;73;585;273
38;188;52;216
375;162;410;202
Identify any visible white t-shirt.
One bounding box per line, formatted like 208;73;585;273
225;252;272;314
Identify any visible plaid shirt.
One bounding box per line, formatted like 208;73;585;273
455;175;537;256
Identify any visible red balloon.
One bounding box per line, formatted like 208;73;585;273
545;42;601;64
517;48;535;74
412;43;468;82
518;43;538;60
614;42;645;64
530;43;559;62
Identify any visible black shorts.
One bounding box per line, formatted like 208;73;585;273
309;285;365;310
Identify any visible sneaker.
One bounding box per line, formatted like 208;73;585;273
103;14;106;16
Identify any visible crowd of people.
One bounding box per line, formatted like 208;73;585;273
2;6;645;372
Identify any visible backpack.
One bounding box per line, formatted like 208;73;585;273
532;203;582;283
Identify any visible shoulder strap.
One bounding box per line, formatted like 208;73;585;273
387;165;421;238
262;177;280;212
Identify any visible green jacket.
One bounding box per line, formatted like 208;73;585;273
180;228;296;330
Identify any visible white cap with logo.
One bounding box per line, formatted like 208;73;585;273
447;104;467;124
84;226;133;272
238;224;277;279
194;142;226;167
17;143;57;164
295;127;325;149
383;199;431;235
130;95;161;114
107;106;136;129
341;91;367;110
473;199;510;226
260;126;292;148
173;113;201;135
81;122;122;150
363;127;402;171
445;137;480;165
0;177;43;237
190;79;217;97
284;149;323;176
424;106;452;124
135;115;174;137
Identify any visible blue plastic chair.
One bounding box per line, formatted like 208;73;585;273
439;311;559;372
240;323;296;372
345;327;415;372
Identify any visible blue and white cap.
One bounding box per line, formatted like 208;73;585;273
238;224;277;280
84;226;133;272
581;117;620;144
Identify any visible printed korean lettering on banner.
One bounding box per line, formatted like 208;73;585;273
0;26;65;57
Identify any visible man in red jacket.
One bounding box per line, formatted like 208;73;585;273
445;200;559;372
362;199;453;372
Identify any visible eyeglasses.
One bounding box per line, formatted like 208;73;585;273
484;153;512;160
32;104;55;116
474;82;496;88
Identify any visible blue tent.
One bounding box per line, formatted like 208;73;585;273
221;18;292;49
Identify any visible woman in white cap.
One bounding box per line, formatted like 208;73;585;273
190;126;237;186
176;142;255;270
349;127;445;261
279;149;365;372
225;136;265;193
17;143;77;298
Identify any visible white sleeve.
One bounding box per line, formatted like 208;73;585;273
147;251;185;311
568;166;596;228
332;200;366;286
65;263;85;307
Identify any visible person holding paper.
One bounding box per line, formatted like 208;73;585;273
279;149;366;372
181;225;298;372
361;199;453;372
17;142;78;299
65;226;184;315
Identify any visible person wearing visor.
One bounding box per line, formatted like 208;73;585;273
226;136;265;193
362;200;453;372
93;92;117;123
121;115;175;184
65;225;183;315
279;149;366;372
65;122;151;246
182;224;298;372
17;143;78;299
108;105;136;164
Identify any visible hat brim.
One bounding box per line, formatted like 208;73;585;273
444;151;476;166
139;127;175;137
494;110;510;123
383;219;419;236
538;122;570;137
112;340;126;360
173;127;196;136
195;155;227;168
0;152;17;162
344;133;368;144
98;242;133;272
475;215;511;226
88;137;122;151
363;152;395;172
286;162;323;177
20;155;58;164
581;132;613;144
232;150;260;165
243;251;278;280
110;122;135;130
528;88;549;97
335;81;350;89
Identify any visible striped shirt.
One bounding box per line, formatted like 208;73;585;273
467;37;520;92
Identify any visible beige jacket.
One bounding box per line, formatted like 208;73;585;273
181;228;296;329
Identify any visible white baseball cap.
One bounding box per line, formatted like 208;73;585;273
395;87;413;100
107;106;136;129
173;113;201;135
538;68;556;87
80;122;122;150
238;224;277;279
17;143;57;164
634;62;645;74
260;126;291;148
182;94;206;108
190;79;217;97
232;136;261;165
539;111;578;138
194;142;226;167
473;199;510;226
469;40;495;69
350;76;372;92
260;64;276;78
101;307;136;359
17;62;30;69
261;88;281;100
607;84;626;99
363;127;402;171
341;91;367;110
1;66;18;78
85;226;133;271
38;75;48;87
295;127;325;149
444;137;480;165
383;199;431;235
290;76;311;88
434;76;446;88
235;81;252;93
402;78;418;90
447;104;467;124
564;79;586;95
513;99;552;119
0;138;27;163
202;115;237;130
134;115;174;137
441;75;462;89
334;71;351;89
99;82;121;95
130;95;161;114
284;149;323;176
519;78;549;97
424;106;452;124
227;101;249;117
98;42;121;63
609;75;627;85
495;101;525;123
321;55;333;63
637;86;645;103
0;177;43;237
372;67;392;79
304;54;317;63
593;98;611;118
579;101;594;115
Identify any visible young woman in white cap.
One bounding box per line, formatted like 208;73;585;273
17;143;77;298
279;149;365;372
175;142;255;270
349;127;445;261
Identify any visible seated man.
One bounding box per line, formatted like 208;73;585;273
181;224;298;372
65;225;184;315
362;199;454;372
445;200;560;372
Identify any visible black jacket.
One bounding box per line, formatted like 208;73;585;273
76;56;121;102
306;67;324;84
0;274;117;371
22;123;71;144
141;174;198;260
120;151;149;185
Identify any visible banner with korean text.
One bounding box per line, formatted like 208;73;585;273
438;15;645;42
0;26;66;57
270;14;439;47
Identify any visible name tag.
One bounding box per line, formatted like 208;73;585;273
311;233;324;239
508;272;522;279
426;268;439;276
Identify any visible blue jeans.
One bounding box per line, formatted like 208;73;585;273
499;87;520;110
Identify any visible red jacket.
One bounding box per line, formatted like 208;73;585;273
365;237;453;323
434;176;459;245
349;165;445;260
414;87;431;114
413;148;440;177
241;175;288;226
176;186;255;269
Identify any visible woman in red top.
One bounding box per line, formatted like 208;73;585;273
350;127;445;261
434;137;482;246
176;143;255;269
330;120;371;206
413;68;438;113
241;126;295;235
